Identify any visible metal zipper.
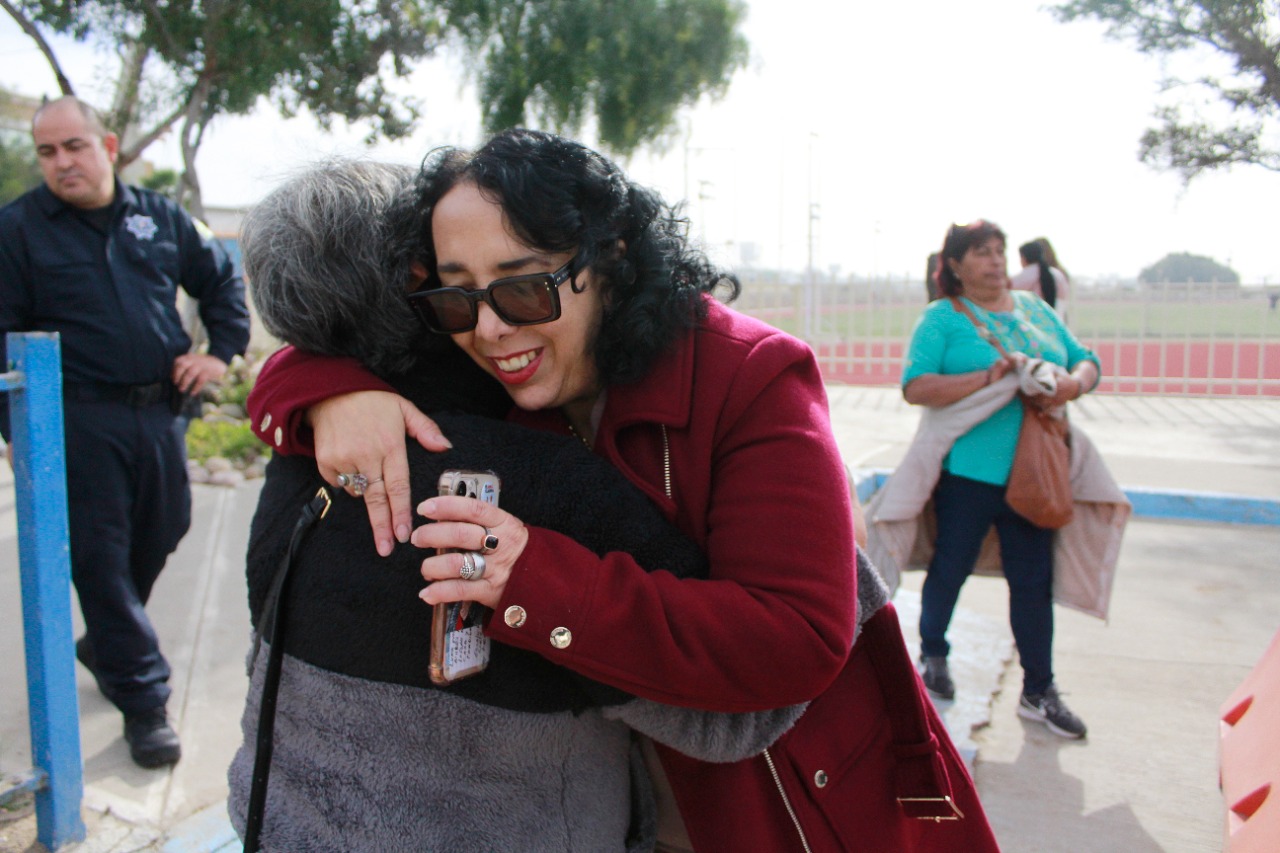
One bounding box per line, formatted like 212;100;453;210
660;425;672;499
667;425;817;848
762;747;813;853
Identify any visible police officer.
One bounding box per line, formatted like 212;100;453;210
0;96;250;768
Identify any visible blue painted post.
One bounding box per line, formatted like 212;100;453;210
3;332;85;848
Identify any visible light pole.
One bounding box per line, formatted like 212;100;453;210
804;133;820;339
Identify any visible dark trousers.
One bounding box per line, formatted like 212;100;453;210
64;399;191;715
919;471;1055;695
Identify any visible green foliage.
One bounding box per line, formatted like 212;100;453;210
140;168;179;198
6;0;446;214
4;0;750;200
1139;252;1240;283
447;0;749;155
184;357;261;463
1051;0;1280;181
0;133;42;204
185;418;262;464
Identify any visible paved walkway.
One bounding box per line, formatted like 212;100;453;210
2;388;1279;852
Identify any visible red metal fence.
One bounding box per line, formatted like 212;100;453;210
731;277;1280;397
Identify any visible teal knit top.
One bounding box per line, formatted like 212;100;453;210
902;290;1100;486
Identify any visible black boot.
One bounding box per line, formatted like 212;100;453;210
124;707;182;768
918;655;955;701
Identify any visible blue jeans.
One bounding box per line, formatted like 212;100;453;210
919;471;1055;695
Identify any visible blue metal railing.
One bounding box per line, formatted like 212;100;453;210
0;332;85;849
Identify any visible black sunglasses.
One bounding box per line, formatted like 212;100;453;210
407;257;578;334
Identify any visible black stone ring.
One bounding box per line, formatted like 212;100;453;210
481;527;500;554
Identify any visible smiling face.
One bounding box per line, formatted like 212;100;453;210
32;99;118;210
433;181;605;422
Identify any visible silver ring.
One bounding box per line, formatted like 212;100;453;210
338;472;381;497
481;527;499;554
459;552;486;581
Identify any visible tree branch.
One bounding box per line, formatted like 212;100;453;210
117;102;187;169
1;0;75;95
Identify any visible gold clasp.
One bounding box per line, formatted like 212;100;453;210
897;795;965;821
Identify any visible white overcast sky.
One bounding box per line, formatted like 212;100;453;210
3;0;1277;282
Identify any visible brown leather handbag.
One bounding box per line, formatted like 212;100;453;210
1005;400;1073;528
951;297;1074;529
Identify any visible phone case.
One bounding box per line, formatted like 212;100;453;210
428;470;500;685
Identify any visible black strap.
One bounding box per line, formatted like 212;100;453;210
243;487;332;852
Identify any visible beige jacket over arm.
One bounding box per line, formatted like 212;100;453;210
865;365;1130;620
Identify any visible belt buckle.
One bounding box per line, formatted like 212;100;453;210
897;795;964;821
126;383;161;407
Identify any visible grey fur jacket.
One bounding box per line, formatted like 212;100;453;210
227;550;889;852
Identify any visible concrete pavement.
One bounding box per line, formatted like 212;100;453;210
3;388;1280;852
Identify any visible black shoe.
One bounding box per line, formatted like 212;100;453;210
124;708;182;768
918;655;955;701
1018;684;1088;739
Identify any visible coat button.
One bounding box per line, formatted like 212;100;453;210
814;770;829;788
503;605;527;628
550;627;572;649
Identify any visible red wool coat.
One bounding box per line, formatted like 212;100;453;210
248;297;999;852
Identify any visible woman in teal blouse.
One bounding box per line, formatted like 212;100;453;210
902;220;1100;740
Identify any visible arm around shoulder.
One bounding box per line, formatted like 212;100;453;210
247;345;396;454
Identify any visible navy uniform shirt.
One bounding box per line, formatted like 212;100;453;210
0;179;250;438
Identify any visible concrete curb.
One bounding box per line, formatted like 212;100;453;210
853;467;1280;527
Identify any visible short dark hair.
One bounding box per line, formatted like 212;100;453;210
410;129;739;385
935;220;1006;298
242;158;444;375
33;95;110;137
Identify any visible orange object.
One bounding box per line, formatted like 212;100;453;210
1221;626;1280;852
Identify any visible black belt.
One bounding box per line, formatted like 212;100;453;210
64;381;172;408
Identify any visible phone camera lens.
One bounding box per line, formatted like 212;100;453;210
454;481;470;497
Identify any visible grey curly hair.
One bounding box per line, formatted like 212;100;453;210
241;158;428;375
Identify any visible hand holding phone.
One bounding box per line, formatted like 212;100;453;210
428;470;500;685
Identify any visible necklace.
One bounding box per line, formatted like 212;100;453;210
566;419;592;451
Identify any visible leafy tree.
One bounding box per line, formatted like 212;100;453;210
1052;0;1280;183
3;0;446;216
2;0;749;217
1139;251;1240;283
0;132;43;204
446;0;748;153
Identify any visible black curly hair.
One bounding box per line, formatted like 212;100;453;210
408;129;740;386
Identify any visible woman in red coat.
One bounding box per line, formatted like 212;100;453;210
248;129;999;852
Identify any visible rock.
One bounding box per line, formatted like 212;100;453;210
208;469;245;488
205;456;234;473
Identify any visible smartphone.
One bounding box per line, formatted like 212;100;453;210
428;470;501;685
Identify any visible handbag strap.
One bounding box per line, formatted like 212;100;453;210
243;486;333;852
861;602;964;820
949;296;1011;361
